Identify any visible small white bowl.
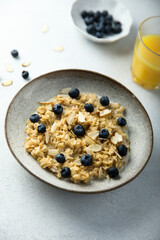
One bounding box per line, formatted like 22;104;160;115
71;0;133;43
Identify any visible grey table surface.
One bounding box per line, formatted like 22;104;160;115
0;0;160;239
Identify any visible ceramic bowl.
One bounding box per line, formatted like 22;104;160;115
71;0;133;43
5;69;153;193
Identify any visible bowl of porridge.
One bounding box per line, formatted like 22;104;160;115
5;69;153;193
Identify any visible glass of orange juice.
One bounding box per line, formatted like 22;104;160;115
131;16;160;90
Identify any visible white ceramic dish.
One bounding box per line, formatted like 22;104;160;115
71;0;133;43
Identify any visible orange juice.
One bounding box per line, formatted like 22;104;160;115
131;34;160;89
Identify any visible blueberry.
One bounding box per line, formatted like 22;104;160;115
95;23;105;32
81;10;88;19
37;124;46;133
99;129;109;139
113;21;121;26
11;49;18;57
56;153;65;163
73;124;85;136
117;117;127;126
117;144;127;156
81;154;93;166
105;25;112;34
95;31;104;38
68;88;80;98
61;167;71;178
84;16;94;25
94;11;101;21
100;96;110;106
30;114;40;123
112;24;122;34
104;18;112;25
87;11;94;17
102;10;108;16
107;167;119;178
84;103;94;112
22;71;29;79
86;24;96;35
52;104;63;114
98;16;105;24
106;15;113;22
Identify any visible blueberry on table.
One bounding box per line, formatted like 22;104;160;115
117;117;127;126
73;124;85;136
84;103;94;112
52;104;63;114
117;144;127;156
107;167;119;178
61;167;71;178
99;129;109;139
30;114;40;123
102;10;108;16
68;88;80;98
37;124;46;133
105;25;112;34
56;153;66;163
86;24;96;35
95;31;104;38
84;16;94;25
112;24;122;34
81;154;93;166
100;96;110;106
11;49;18;57
22;71;29;79
81;10;88;19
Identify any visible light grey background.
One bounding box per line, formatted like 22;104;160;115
0;0;160;239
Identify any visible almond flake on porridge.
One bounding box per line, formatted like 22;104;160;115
25;88;130;183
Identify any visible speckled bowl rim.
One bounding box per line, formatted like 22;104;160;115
5;69;154;194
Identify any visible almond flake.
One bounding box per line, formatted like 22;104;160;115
88;144;102;152
74;159;81;166
48;149;58;156
50;122;58;133
85;135;95;145
50;166;58;173
115;132;123;142
4;63;14;72
54;46;64;52
45;131;50;144
100;109;111;117
2;80;13;86
98;167;103;178
59;88;71;94
78;112;85;123
39;101;53;105
113;150;122;159
111;136;118;145
42;24;49;33
22;61;30;67
88;131;99;140
67;112;75;125
85;147;92;155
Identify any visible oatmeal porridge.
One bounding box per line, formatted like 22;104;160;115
25;88;130;183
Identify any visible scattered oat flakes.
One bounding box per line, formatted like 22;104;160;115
2;80;13;86
42;24;49;33
88;131;99;140
22;61;30;67
4;63;14;72
54;46;64;52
